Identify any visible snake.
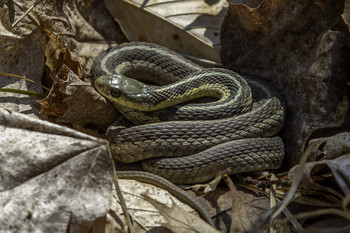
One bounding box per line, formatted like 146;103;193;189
91;42;285;225
91;42;285;184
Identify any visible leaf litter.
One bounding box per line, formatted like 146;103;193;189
0;0;350;232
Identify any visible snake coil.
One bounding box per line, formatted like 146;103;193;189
91;42;285;185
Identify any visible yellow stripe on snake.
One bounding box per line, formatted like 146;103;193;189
91;42;285;185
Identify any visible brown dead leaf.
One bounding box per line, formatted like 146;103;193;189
105;0;227;63
39;65;118;132
226;177;252;233
44;31;83;79
38;65;68;117
9;0;124;80
288;133;350;199
39;0;121;78
289;154;350;199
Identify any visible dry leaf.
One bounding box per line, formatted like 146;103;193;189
109;178;210;232
11;0;124;127
287;134;350;209
0;108;113;233
39;65;118;133
308;133;350;162
142;194;220;233
289;154;350;197
6;0;124;79
226;177;252;233
0;5;45;116
105;0;227;63
288;133;350;197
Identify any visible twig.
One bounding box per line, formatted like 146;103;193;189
272;208;350;226
128;212;148;231
269;174;277;233
11;3;35;27
270;141;321;221
108;146;135;233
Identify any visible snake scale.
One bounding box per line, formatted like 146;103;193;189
91;42;285;185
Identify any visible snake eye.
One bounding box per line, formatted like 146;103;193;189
110;89;121;98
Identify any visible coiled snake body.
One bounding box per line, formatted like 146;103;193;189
91;42;285;185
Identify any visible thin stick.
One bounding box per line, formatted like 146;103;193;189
108;146;135;233
272;208;350;226
12;4;35;27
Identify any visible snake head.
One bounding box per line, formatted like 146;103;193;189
94;74;148;107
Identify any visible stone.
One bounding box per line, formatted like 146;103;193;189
220;0;350;167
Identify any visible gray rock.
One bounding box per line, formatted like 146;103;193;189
220;0;350;167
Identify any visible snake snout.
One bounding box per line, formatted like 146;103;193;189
95;75;115;95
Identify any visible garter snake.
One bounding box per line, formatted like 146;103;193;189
91;42;285;185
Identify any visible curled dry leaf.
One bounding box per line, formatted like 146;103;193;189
289;133;350;197
105;0;228;63
308;132;350;162
0;109;113;233
10;0;82;79
289;155;350;204
60;1;126;76
44;31;83;79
